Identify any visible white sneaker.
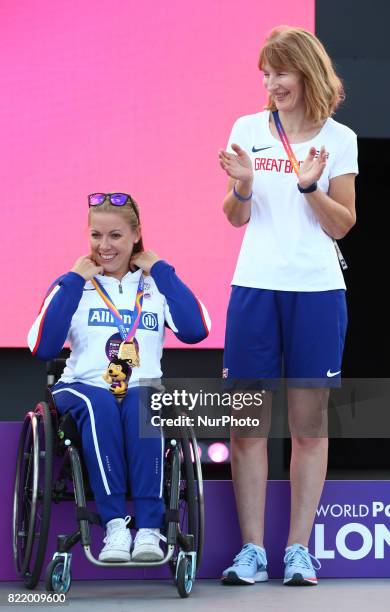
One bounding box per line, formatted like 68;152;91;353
99;516;132;562
132;528;166;561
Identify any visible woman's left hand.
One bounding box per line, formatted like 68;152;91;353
298;145;327;189
130;250;160;274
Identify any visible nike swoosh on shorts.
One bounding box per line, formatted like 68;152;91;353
327;369;341;377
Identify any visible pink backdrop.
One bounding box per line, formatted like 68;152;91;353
1;0;314;348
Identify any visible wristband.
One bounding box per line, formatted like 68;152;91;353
297;182;317;193
233;184;253;202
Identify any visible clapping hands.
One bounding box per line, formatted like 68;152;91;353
218;144;254;183
298;145;327;189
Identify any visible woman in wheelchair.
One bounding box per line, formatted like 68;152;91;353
27;193;210;564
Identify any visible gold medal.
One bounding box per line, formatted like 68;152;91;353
118;340;140;367
92;275;144;396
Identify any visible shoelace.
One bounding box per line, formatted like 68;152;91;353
103;515;131;545
135;528;167;545
233;544;266;568
284;546;321;571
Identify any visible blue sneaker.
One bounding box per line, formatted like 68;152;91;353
221;543;268;585
283;543;321;586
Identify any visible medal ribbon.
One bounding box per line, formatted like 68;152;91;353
272;110;347;270
91;274;144;342
272;110;301;175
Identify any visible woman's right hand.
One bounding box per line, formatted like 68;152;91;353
218;143;254;183
71;255;103;281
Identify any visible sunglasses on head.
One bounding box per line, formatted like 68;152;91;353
88;192;136;208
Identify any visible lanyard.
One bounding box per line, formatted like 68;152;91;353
272;110;348;271
91;274;144;342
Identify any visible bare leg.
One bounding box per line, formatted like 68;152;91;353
230;392;272;547
287;388;329;547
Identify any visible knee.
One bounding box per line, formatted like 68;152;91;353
231;436;267;455
291;436;328;452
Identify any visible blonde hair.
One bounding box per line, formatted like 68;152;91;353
258;26;344;124
88;196;144;255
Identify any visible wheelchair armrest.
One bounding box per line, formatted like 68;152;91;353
57;412;83;449
46;358;67;385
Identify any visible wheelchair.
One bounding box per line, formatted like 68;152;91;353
12;359;204;599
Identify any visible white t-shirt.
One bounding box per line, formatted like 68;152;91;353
227;110;358;291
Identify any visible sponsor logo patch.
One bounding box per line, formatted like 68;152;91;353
89;308;158;331
141;312;158;330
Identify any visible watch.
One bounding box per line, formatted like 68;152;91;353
297;182;317;193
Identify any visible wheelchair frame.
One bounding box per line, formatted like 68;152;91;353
12;360;204;599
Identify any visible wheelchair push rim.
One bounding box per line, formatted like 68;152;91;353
12;402;54;588
187;425;205;569
165;427;204;578
179;428;204;571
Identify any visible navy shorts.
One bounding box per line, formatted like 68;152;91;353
223;286;348;388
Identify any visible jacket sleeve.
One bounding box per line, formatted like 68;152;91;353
150;260;211;344
27;272;85;360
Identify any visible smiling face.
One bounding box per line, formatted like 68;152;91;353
89;211;141;279
262;62;305;114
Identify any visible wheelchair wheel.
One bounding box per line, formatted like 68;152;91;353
176;555;193;598
45;557;72;594
166;426;204;576
13;402;53;588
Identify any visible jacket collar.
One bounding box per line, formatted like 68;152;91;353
88;268;143;287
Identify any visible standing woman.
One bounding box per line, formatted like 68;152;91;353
28;193;210;562
219;26;357;585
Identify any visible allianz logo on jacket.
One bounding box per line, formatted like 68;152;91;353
88;309;159;331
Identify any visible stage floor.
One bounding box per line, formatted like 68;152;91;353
1;579;390;611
